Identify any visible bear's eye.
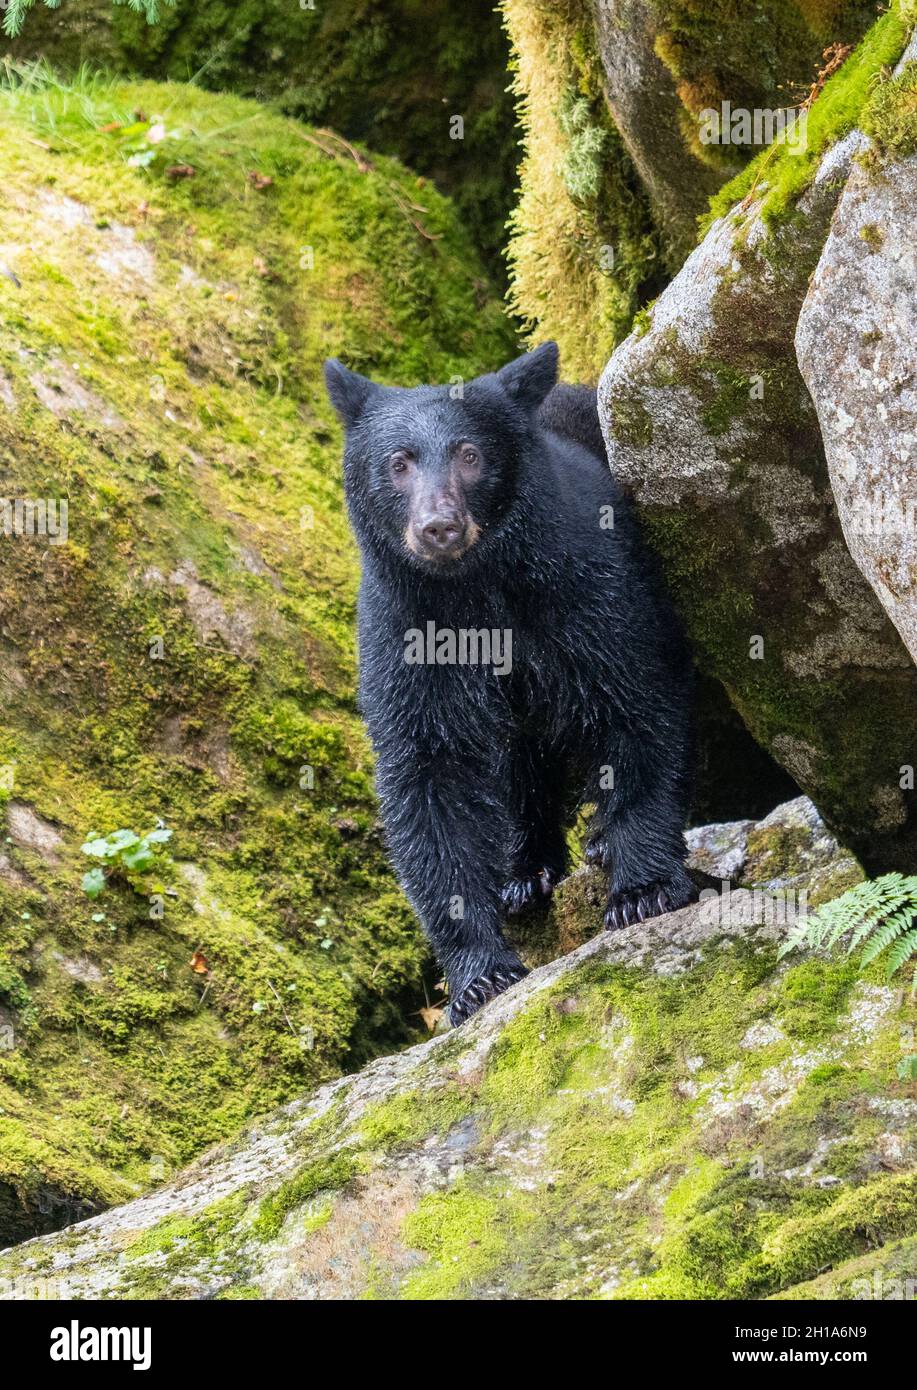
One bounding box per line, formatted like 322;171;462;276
459;446;481;471
389;450;413;475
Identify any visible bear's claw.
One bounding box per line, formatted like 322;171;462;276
501;866;559;915
604;878;694;932
584;834;608;868
449;962;529;1026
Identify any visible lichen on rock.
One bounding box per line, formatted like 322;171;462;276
796;38;917;667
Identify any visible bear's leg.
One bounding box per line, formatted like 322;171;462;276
587;740;695;930
502;743;568;915
375;743;528;1025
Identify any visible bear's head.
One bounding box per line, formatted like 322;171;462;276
323;343;558;570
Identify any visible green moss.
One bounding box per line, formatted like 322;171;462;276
607;394;655;449
858;221;885;250
125;1192;249;1261
358;1087;472;1150
383;944;909;1301
649;1;880;160
1;893;911;1298
744;822;815;882
401;1184;534;1299
6;0;519;279
614;1151;917;1299
861;59;917;158
502;0;662;379
770;1232;917;1299
252;1151;359;1241
761;1174;917;1287
704;4;913;231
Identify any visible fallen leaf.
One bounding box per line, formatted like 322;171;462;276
165;164;196;180
99;122;121;134
248;170;274;190
189;950;209;975
419;1004;444;1032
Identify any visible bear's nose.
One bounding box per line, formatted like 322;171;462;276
417;513;465;554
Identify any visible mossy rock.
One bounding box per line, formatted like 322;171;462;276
500;0;881;373
598;6;917;877
0;67;514;1245
2;884;914;1299
3;0;519;277
797;43;917;670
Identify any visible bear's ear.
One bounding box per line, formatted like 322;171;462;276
494;341;559;411
324;359;378;428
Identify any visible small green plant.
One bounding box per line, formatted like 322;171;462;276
779;874;917;1079
80;825;173;899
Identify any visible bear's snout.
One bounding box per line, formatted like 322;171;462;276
419;510;464;549
410;508;468;560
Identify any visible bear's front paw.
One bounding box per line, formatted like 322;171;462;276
501;866;559;915
604;876;695;931
449;960;529;1026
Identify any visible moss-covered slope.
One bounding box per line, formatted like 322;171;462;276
2;812;913;1300
3;0;520;277
0;67;514;1246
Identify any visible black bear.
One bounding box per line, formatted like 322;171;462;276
325;342;695;1024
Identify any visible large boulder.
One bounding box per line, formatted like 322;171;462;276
597;12;917;876
2;798;913;1302
0;71;513;1247
796;49;917;666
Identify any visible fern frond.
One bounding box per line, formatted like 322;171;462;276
779;874;917;987
859;908;915;966
883;928;917;978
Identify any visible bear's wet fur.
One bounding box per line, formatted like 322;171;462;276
325;342;695;1024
